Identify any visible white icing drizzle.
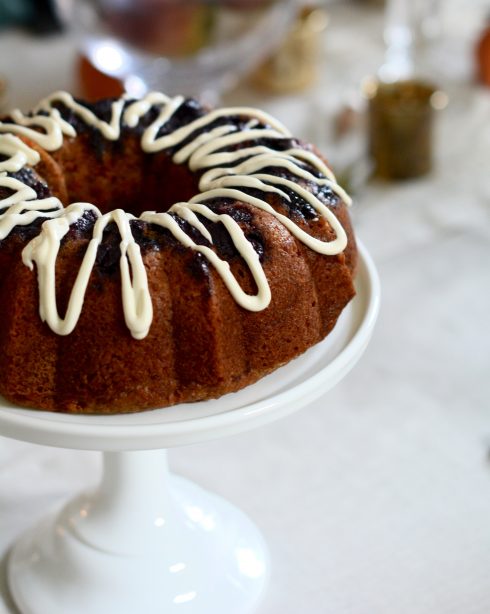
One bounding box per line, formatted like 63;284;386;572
0;134;40;172
141;205;271;312
35;91;129;141
0;107;75;151
22;203;100;336
0;173;63;240
0;90;351;339
22;205;153;339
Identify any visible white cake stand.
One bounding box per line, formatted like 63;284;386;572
0;243;379;614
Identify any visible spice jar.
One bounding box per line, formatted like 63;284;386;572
364;78;446;180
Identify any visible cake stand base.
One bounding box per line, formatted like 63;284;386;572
8;450;269;614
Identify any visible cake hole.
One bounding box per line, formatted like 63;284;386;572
59;137;201;217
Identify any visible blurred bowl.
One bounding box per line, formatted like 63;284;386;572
54;0;296;99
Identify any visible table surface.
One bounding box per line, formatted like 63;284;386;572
0;2;489;613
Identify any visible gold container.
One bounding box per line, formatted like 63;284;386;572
251;6;328;93
364;78;447;180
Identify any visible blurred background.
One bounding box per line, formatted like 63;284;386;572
0;0;489;188
0;1;489;613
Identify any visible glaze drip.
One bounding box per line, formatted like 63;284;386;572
0;91;351;339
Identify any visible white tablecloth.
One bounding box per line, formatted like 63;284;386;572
0;3;489;613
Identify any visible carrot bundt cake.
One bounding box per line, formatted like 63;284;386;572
0;91;356;413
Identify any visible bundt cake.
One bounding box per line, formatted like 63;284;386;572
0;91;357;414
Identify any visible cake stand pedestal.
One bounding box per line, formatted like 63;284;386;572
0;244;379;614
9;449;269;614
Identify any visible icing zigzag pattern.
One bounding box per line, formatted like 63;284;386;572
0;91;350;339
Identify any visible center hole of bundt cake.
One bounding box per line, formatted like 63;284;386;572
61;144;200;216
